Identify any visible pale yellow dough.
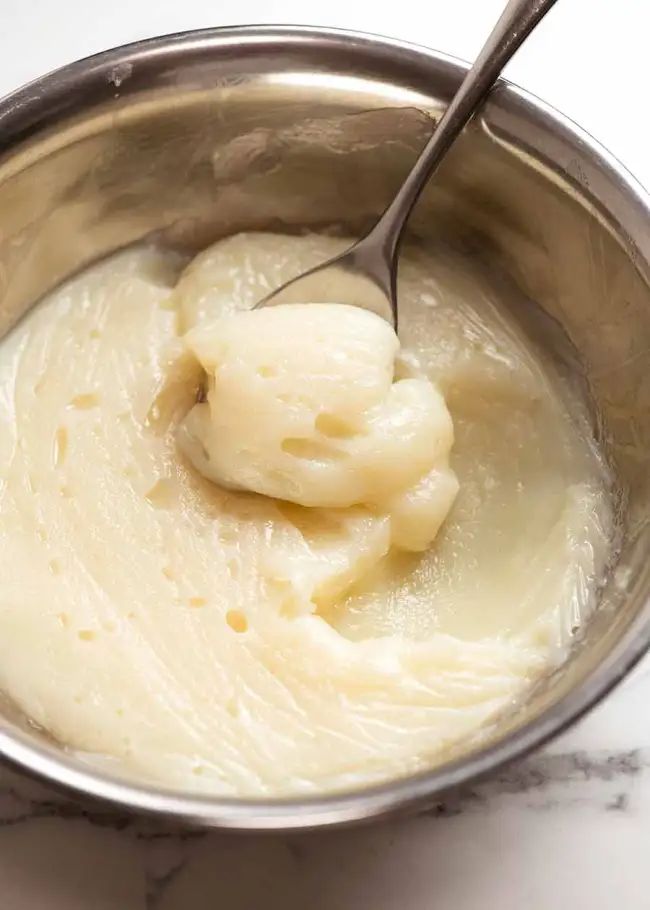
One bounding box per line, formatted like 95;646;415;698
0;233;613;795
178;303;459;550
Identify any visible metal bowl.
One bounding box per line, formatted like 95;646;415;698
0;26;649;830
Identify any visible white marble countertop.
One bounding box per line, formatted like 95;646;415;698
0;1;649;907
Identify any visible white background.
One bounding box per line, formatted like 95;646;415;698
1;0;649;189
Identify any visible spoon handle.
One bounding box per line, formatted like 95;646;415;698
368;0;559;257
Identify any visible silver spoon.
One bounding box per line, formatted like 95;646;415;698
256;0;558;329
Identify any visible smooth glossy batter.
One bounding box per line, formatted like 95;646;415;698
0;233;613;795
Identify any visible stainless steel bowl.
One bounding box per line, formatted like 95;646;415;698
0;26;649;830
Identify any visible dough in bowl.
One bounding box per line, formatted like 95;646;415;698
0;232;613;795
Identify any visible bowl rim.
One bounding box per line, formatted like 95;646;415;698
0;23;649;830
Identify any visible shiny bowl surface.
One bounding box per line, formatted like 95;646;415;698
0;26;649;830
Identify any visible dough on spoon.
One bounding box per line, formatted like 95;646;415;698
178;302;458;552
